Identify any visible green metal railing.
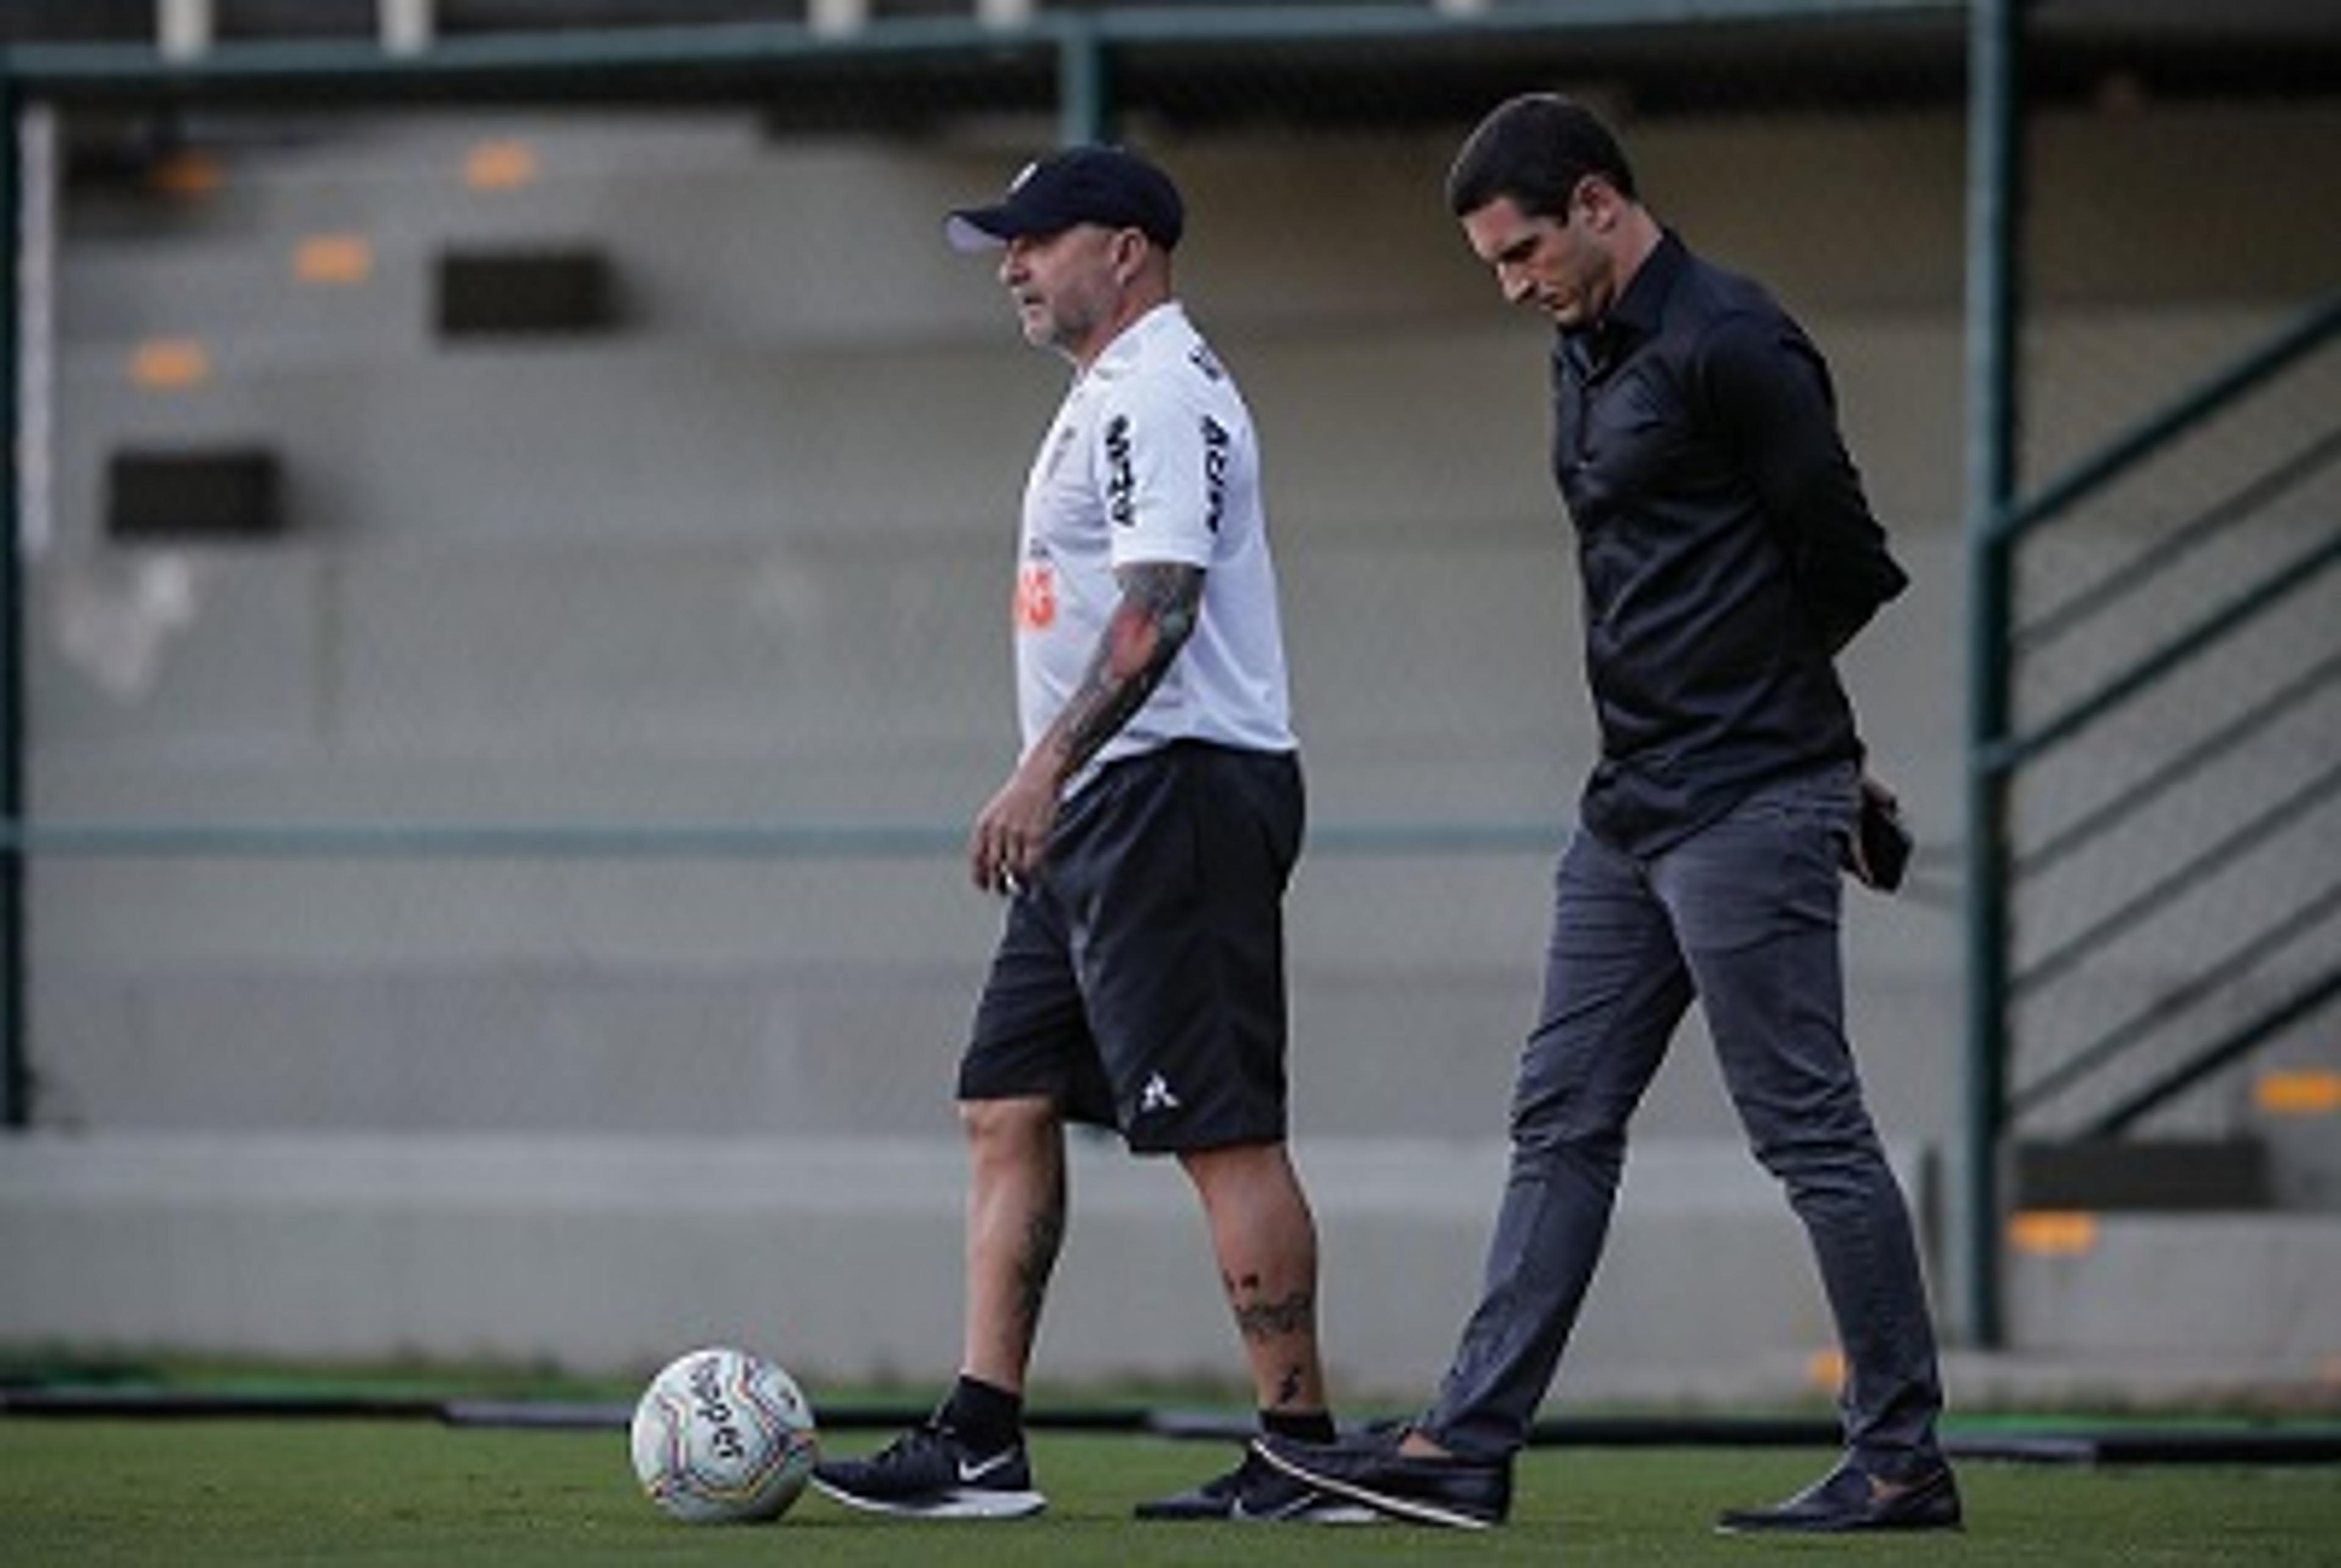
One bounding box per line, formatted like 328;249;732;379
0;0;1967;132
0;65;18;1131
1964;287;2341;1342
1958;0;2020;1350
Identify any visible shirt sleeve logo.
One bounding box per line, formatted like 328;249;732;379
1200;415;1230;534
1104;414;1136;527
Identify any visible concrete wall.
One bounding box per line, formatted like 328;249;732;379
12;97;2340;1391
0;1131;1922;1403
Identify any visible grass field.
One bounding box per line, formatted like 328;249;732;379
4;1419;2340;1566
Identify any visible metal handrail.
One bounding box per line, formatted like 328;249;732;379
1986;291;2341;549
0;816;1567;860
1969;288;2341;1350
1983;524;2341;779
3;0;1968;101
2014;647;2341;880
2011;879;2341;1117
2081;969;2341;1140
2010;755;2341;1000
2015;424;2341;654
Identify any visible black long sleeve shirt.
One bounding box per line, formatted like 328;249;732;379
1552;231;1906;856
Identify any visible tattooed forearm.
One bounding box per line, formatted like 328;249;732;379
1039;561;1202;783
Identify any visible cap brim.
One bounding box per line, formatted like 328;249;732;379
944;210;1012;252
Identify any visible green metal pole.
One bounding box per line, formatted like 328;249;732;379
1961;0;2022;1349
1055;18;1112;147
0;62;24;1130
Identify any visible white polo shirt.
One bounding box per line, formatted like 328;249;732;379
1012;301;1296;786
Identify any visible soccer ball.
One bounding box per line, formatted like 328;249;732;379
629;1345;820;1523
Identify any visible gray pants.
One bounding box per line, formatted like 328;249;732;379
1422;763;1945;1478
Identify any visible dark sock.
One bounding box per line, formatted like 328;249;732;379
1261;1408;1337;1445
940;1375;1024;1451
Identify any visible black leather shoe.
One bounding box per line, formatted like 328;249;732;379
1252;1430;1510;1530
1716;1462;1962;1534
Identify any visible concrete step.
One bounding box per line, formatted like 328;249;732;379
2004;1206;2341;1372
2012;1137;2273;1211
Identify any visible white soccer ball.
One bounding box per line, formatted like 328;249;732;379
629;1345;820;1523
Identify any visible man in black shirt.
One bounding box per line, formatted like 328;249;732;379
1256;93;1958;1534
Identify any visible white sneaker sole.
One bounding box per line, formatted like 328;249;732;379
808;1477;1048;1520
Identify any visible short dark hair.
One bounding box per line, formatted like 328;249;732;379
1445;93;1638;220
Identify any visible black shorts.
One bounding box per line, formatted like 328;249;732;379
960;741;1304;1155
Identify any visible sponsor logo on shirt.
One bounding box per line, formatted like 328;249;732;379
1014;558;1056;632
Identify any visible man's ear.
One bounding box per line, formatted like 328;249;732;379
1111;228;1149;285
1580;175;1631;233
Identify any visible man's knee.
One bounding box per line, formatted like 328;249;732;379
1746;1119;1891;1198
1508;1083;1629;1178
1179;1141;1324;1239
958;1095;1059;1155
1177;1138;1302;1198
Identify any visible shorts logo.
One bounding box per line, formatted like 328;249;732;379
1138;1072;1181;1115
1200;415;1229;534
1105;414;1135;527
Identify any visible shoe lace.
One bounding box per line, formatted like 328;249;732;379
1192;1455;1259;1502
867;1422;953;1472
1233;1454;1303;1504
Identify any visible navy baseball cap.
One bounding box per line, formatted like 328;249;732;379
946;146;1185;253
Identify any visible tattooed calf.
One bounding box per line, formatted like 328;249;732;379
1226;1278;1316;1345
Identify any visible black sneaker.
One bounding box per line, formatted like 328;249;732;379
1252;1429;1510;1530
809;1422;1046;1520
1134;1449;1381;1523
1716;1462;1962;1534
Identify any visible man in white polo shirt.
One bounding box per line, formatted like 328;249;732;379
811;146;1358;1525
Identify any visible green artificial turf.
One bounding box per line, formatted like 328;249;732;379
4;1420;2339;1566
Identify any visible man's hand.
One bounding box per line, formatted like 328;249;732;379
968;560;1203;896
1845;773;1911;893
970;749;1061;894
